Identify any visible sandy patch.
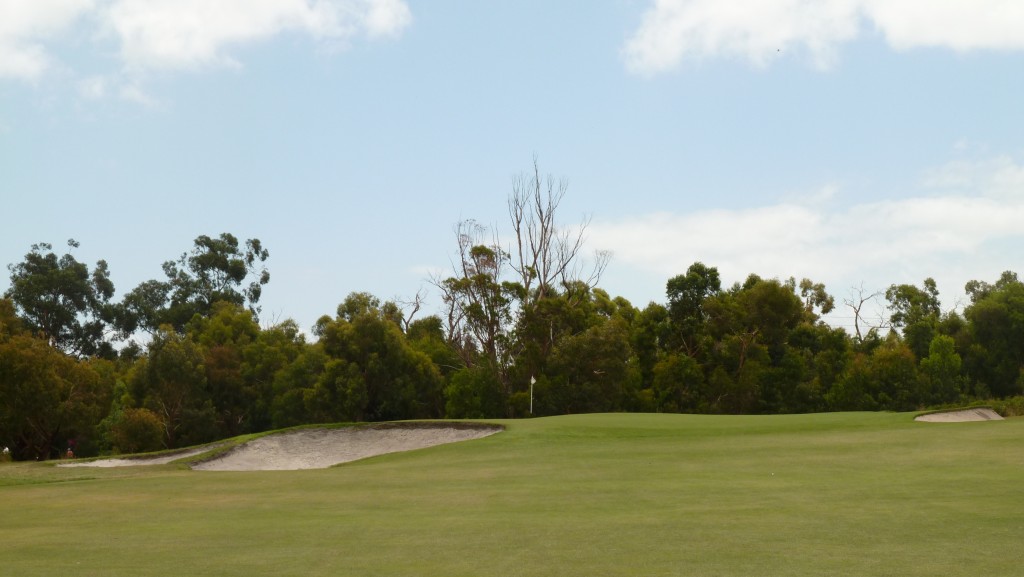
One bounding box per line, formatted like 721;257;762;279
191;423;502;471
58;444;224;468
914;408;1004;423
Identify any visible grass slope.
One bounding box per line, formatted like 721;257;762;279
1;412;1022;576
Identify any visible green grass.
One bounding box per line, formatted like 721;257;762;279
2;412;1022;576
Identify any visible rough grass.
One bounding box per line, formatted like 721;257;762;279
1;412;1022;576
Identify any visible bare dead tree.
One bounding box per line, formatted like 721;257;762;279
844;283;890;342
431;272;465;344
392;288;427;333
430;160;612;395
508;157;610;314
429;220;514;370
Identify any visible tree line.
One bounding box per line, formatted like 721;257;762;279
3;165;1023;460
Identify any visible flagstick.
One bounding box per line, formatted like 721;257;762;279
530;375;536;415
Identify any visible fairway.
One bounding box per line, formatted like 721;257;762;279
2;412;1022;576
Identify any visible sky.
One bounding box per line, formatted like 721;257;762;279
2;0;1023;336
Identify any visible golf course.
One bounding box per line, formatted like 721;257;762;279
2;412;1022;576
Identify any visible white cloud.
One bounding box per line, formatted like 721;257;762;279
589;156;1024;312
0;0;411;83
782;183;840;206
104;0;412;72
118;80;157;106
78;75;107;98
77;74;162;105
363;0;413;38
623;0;860;73
862;0;1024;52
624;0;1024;75
923;156;1024;201
0;0;94;80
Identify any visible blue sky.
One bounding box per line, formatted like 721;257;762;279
2;0;1023;335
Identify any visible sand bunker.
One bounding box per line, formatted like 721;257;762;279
914;408;1004;423
59;445;224;468
192;423;501;471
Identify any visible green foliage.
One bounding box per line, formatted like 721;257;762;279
0;328;112;459
118;233;269;335
5;240;116;357
797;277;835;317
444;365;505;418
918;334;963;405
0;298;24;336
886;278;940;328
242;319;306;430
434;222;518;376
630;302;671;387
306;358;368;423
651;353;703;412
270;344;327;428
407;315;462;379
540;318;640;415
129;329;217;448
7;211;1024;453
314;293;444;422
666;262;720;355
965;271;1019;303
109;407;165;454
987;395;1024;417
964;276;1024;397
866;337;920;411
825;354;876;411
758;347;817;413
187;302;263;436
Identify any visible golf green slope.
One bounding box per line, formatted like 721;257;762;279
1;412;1021;576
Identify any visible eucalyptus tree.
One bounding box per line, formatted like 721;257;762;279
434;161;609;414
665;261;721;357
128;328;216;449
963;272;1024;397
919;334;964;405
538;317;639;415
312;292;444;422
117;233;269;335
796;278;835;318
826;335;919;411
433;220;518;372
507;159;610;318
5;240;116;357
885;278;941;360
0;300;113;459
186;302;261;437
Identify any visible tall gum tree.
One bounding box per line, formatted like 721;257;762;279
117;233;269;336
964;272;1024;397
5;240;116;357
435;161;609;413
0;302;113;459
885;278;941;360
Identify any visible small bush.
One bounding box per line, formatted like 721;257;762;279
110;408;166;454
989;396;1024;417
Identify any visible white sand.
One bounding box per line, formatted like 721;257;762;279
58;445;223;468
914;408;1004;422
191;425;501;471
